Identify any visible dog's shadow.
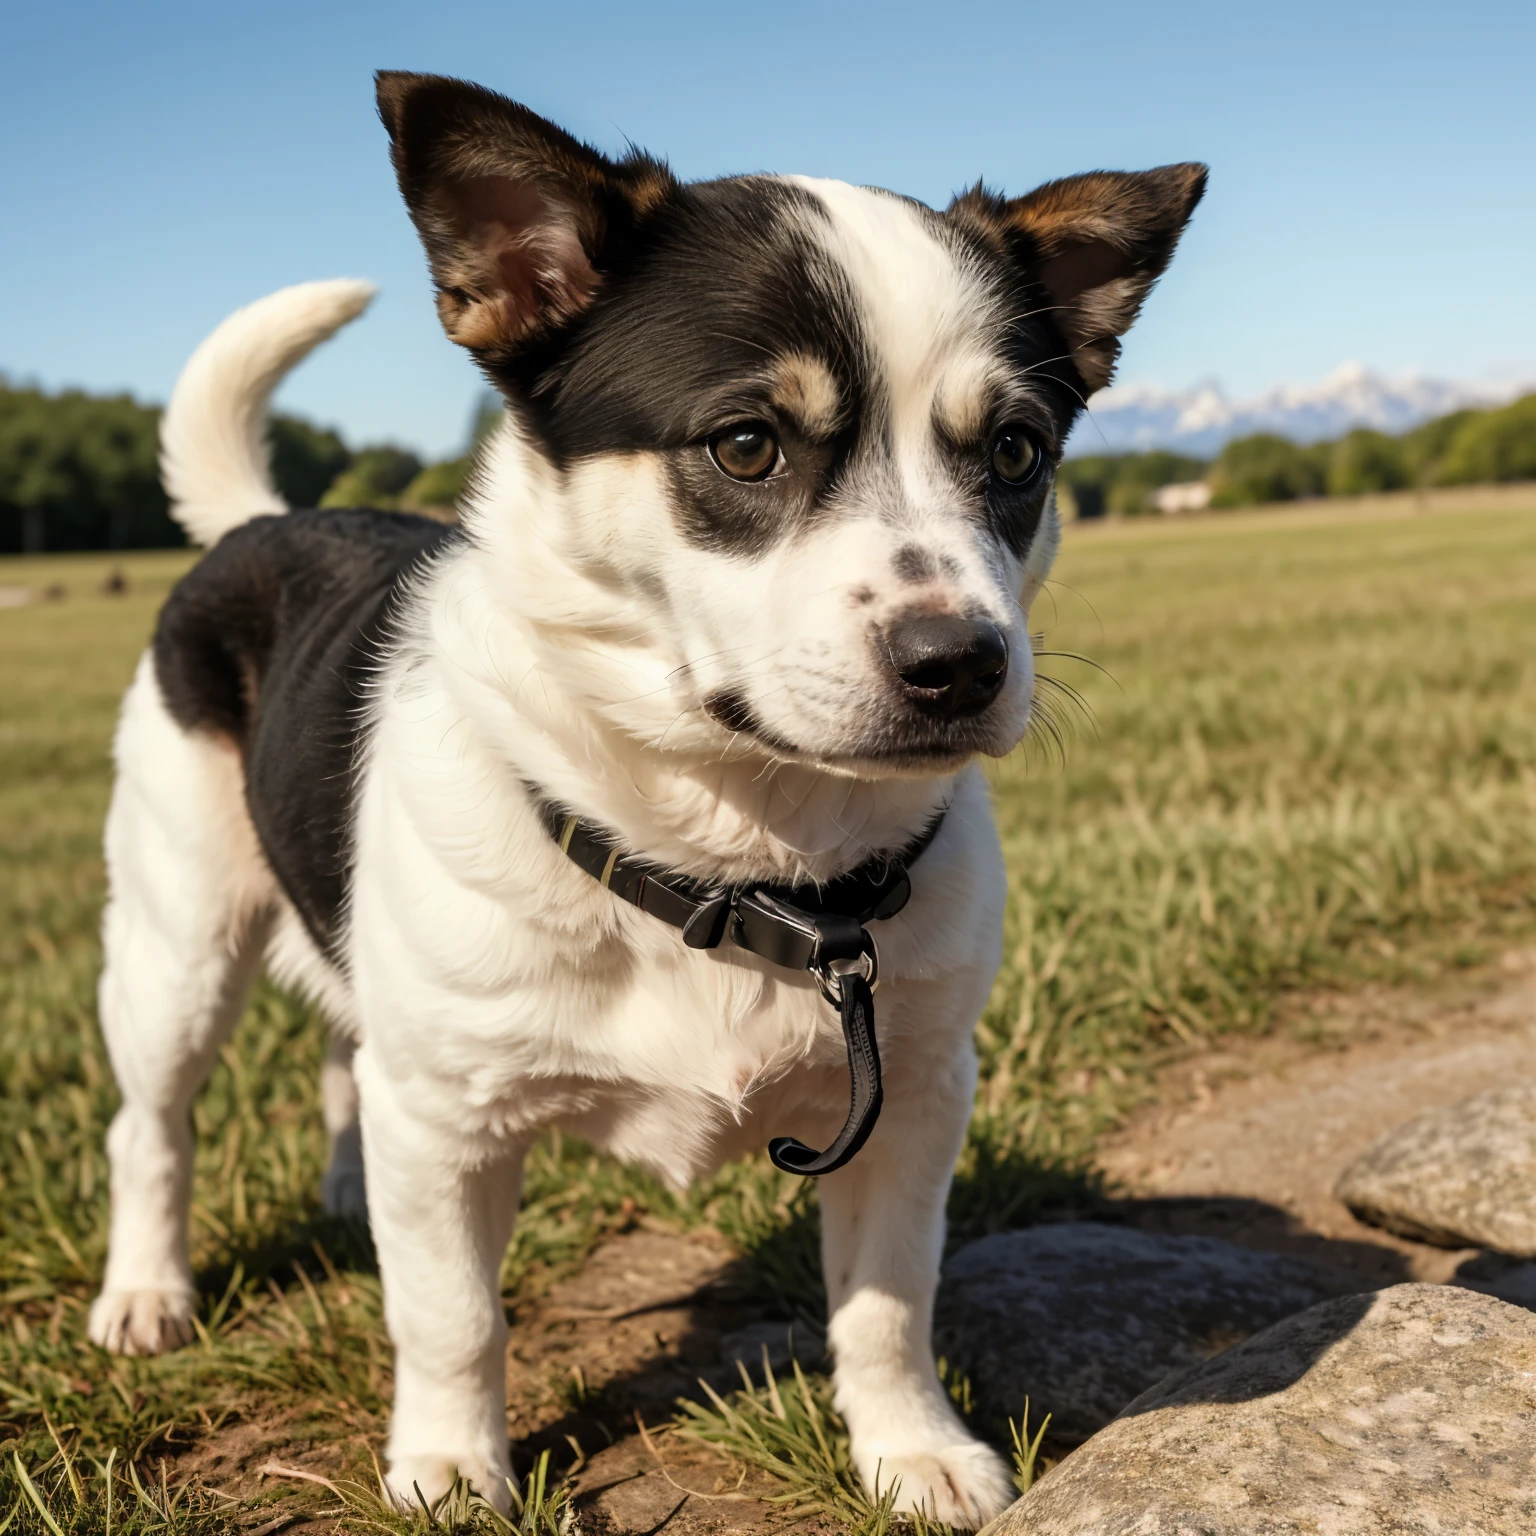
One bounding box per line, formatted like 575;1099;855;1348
188;1153;1427;1481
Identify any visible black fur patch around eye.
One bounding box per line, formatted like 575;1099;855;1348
480;173;1093;564
491;178;875;557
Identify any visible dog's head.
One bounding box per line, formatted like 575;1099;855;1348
378;73;1203;779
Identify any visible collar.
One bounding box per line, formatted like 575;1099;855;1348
530;787;947;1179
532;794;945;969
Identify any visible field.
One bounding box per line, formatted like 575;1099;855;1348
3;488;1535;1532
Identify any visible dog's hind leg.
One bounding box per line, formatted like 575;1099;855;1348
320;1034;368;1221
89;656;274;1357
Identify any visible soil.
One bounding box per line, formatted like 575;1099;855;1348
168;1224;825;1534
1099;948;1536;1290
166;949;1536;1532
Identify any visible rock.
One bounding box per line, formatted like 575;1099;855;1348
1336;1082;1536;1254
932;1223;1340;1443
1453;1250;1536;1310
988;1284;1536;1535
717;1319;825;1377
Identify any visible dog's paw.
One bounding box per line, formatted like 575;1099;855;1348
384;1454;511;1516
87;1287;196;1356
858;1438;1016;1530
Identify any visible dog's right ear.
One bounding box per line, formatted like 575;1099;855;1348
376;72;674;359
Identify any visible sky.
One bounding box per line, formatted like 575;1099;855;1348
3;0;1534;459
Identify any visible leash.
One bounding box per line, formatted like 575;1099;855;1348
532;794;945;1176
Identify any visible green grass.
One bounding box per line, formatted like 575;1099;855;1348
2;492;1535;1528
673;1357;1052;1535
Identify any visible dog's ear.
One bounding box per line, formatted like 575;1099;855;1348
950;163;1206;394
376;72;675;358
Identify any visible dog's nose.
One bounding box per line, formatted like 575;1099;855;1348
880;615;1009;718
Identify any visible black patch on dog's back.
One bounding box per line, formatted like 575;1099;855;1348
153;508;461;955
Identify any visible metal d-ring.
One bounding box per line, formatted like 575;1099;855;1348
813;929;880;1008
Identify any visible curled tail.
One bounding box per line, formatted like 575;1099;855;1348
160;279;376;546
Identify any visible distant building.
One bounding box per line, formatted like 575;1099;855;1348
1152;481;1213;515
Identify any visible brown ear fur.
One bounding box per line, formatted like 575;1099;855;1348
951;163;1207;393
376;72;675;358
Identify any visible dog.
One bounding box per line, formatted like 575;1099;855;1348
87;71;1203;1526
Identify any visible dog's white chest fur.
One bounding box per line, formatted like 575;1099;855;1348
334;546;1003;1186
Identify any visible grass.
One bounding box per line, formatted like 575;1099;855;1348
2;489;1535;1528
673;1356;1052;1534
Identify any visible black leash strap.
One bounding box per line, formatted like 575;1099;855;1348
767;970;881;1175
533;794;943;1177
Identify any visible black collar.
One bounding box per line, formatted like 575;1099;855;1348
532;794;944;964
530;788;947;1178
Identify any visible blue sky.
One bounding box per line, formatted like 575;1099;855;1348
3;0;1533;458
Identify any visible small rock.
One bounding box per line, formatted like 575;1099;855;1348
988;1284;1536;1535
717;1320;825;1377
933;1223;1339;1443
1336;1082;1536;1254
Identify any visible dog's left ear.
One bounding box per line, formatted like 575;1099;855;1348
376;72;675;359
951;163;1206;393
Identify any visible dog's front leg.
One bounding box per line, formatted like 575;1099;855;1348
820;1043;1014;1530
356;1051;523;1514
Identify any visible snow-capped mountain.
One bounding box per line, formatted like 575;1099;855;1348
1066;363;1529;458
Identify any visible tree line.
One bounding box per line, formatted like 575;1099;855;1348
3;377;1533;550
0;382;496;554
1059;391;1536;517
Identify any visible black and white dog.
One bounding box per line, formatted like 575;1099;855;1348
88;72;1202;1525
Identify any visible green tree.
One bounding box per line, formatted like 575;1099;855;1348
1433;394;1536;485
1401;409;1474;483
319;445;423;509
267;414;351;507
401;456;470;512
1107;450;1209;515
1326;429;1408;496
0;385;178;553
397;397;503;516
1209;433;1327;508
1056;454;1116;519
1056;451;1210;518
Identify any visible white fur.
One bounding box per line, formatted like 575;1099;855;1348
92;186;1059;1528
160;279;376;546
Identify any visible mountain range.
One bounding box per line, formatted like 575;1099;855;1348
1067;364;1531;458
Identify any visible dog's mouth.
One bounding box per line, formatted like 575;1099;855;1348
702;688;1009;775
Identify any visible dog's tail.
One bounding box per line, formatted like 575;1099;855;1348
160;279;377;547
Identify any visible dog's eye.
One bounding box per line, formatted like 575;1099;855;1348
709;423;782;482
990;425;1040;485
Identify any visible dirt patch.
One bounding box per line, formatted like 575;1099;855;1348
1098;952;1536;1287
166;961;1536;1529
165;1224;810;1531
506;1225;765;1457
572;1428;839;1536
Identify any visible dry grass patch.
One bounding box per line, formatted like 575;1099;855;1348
2;494;1534;1529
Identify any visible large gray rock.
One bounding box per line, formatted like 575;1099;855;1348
988;1284;1536;1536
932;1223;1339;1443
1336;1082;1536;1254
